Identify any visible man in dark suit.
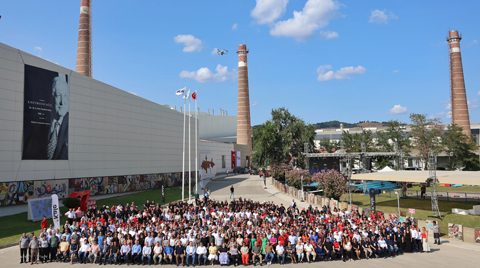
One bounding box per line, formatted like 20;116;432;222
46;76;69;160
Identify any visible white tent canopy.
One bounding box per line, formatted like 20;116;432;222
378;166;395;172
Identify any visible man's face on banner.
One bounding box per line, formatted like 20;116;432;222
53;80;69;118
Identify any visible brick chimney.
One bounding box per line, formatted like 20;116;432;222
76;0;92;77
236;44;252;155
447;30;471;135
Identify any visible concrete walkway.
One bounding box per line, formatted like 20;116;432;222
1;174;479;267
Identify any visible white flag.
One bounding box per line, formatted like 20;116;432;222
184;89;190;99
176;86;186;96
51;194;61;231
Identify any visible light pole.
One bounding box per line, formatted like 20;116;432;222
300;175;304;202
395;191;400;216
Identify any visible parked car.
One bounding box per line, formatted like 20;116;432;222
250;167;259;175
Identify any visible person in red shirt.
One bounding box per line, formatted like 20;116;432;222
41;216;48;230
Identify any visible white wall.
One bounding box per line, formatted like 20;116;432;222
195;112;236;139
0;42;196;182
199;140;233;178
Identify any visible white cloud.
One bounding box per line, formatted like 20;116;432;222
467;40;478;47
369;9;397;24
251;0;289;24
211;48;219;55
270;0;340;41
468;99;478;109
477;90;480;96
447;111;452;119
232;23;238;30
319;30;338;39
389;104;407;115
445;102;452;110
179;64;235;83
34;46;42;56
252;101;258;106
392;70;399;73
316;65;366;81
174;34;203;52
436;111;446;116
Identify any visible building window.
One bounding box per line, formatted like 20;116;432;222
222;155;226;169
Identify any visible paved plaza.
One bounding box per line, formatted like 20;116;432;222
1;174;479;267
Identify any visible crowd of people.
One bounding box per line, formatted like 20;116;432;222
19;194;434;266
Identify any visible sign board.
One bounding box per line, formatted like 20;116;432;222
87;199;97;207
408;208;415;214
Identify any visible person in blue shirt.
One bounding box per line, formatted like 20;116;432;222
97;232;104;249
164;244;174;264
69;240;78;264
386;234;398;257
131;240;142;264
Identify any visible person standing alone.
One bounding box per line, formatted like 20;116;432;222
230;185;235;199
433;221;441;245
421;184;426;199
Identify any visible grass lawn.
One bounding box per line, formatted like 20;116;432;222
341;192;480;237
408;183;480;193
0;186;188;247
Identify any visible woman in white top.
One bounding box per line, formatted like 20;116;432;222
342;238;352;262
296;242;304;263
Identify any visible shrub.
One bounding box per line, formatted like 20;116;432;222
315;169;347;200
270;161;292;181
286;169;311;188
62;197;81;209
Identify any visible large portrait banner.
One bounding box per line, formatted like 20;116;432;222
22;65;70;160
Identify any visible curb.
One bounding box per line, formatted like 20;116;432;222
0;243;16;250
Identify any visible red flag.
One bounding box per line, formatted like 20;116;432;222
192;92;197;101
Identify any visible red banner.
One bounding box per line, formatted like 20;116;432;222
231;151;236;169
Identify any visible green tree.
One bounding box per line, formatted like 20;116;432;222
252;107;316;168
319;137;339;152
376;120;411;153
442;124;480;170
341;131;361;152
409;113;444;168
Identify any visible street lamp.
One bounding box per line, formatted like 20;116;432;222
395;191;400;216
300;175;304;202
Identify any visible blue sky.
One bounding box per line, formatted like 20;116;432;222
1;0;479;126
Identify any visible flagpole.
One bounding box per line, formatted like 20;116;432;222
188;90;192;202
195;90;198;194
182;91;186;202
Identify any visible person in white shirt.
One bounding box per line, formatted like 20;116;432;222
296;242;304;263
153;242;163;265
378;237;388;258
142;242;152;265
288;234;297;246
118;240;130;264
196;242;207;265
276;244;285;264
410;228;419;252
303;241;316;263
78;241;91;264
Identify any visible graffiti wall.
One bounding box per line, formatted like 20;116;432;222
34;180;68;199
448;223;463;241
0;181;34;206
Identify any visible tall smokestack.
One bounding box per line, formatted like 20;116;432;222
236;44;252;155
76;0;92;77
447;30;471;135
